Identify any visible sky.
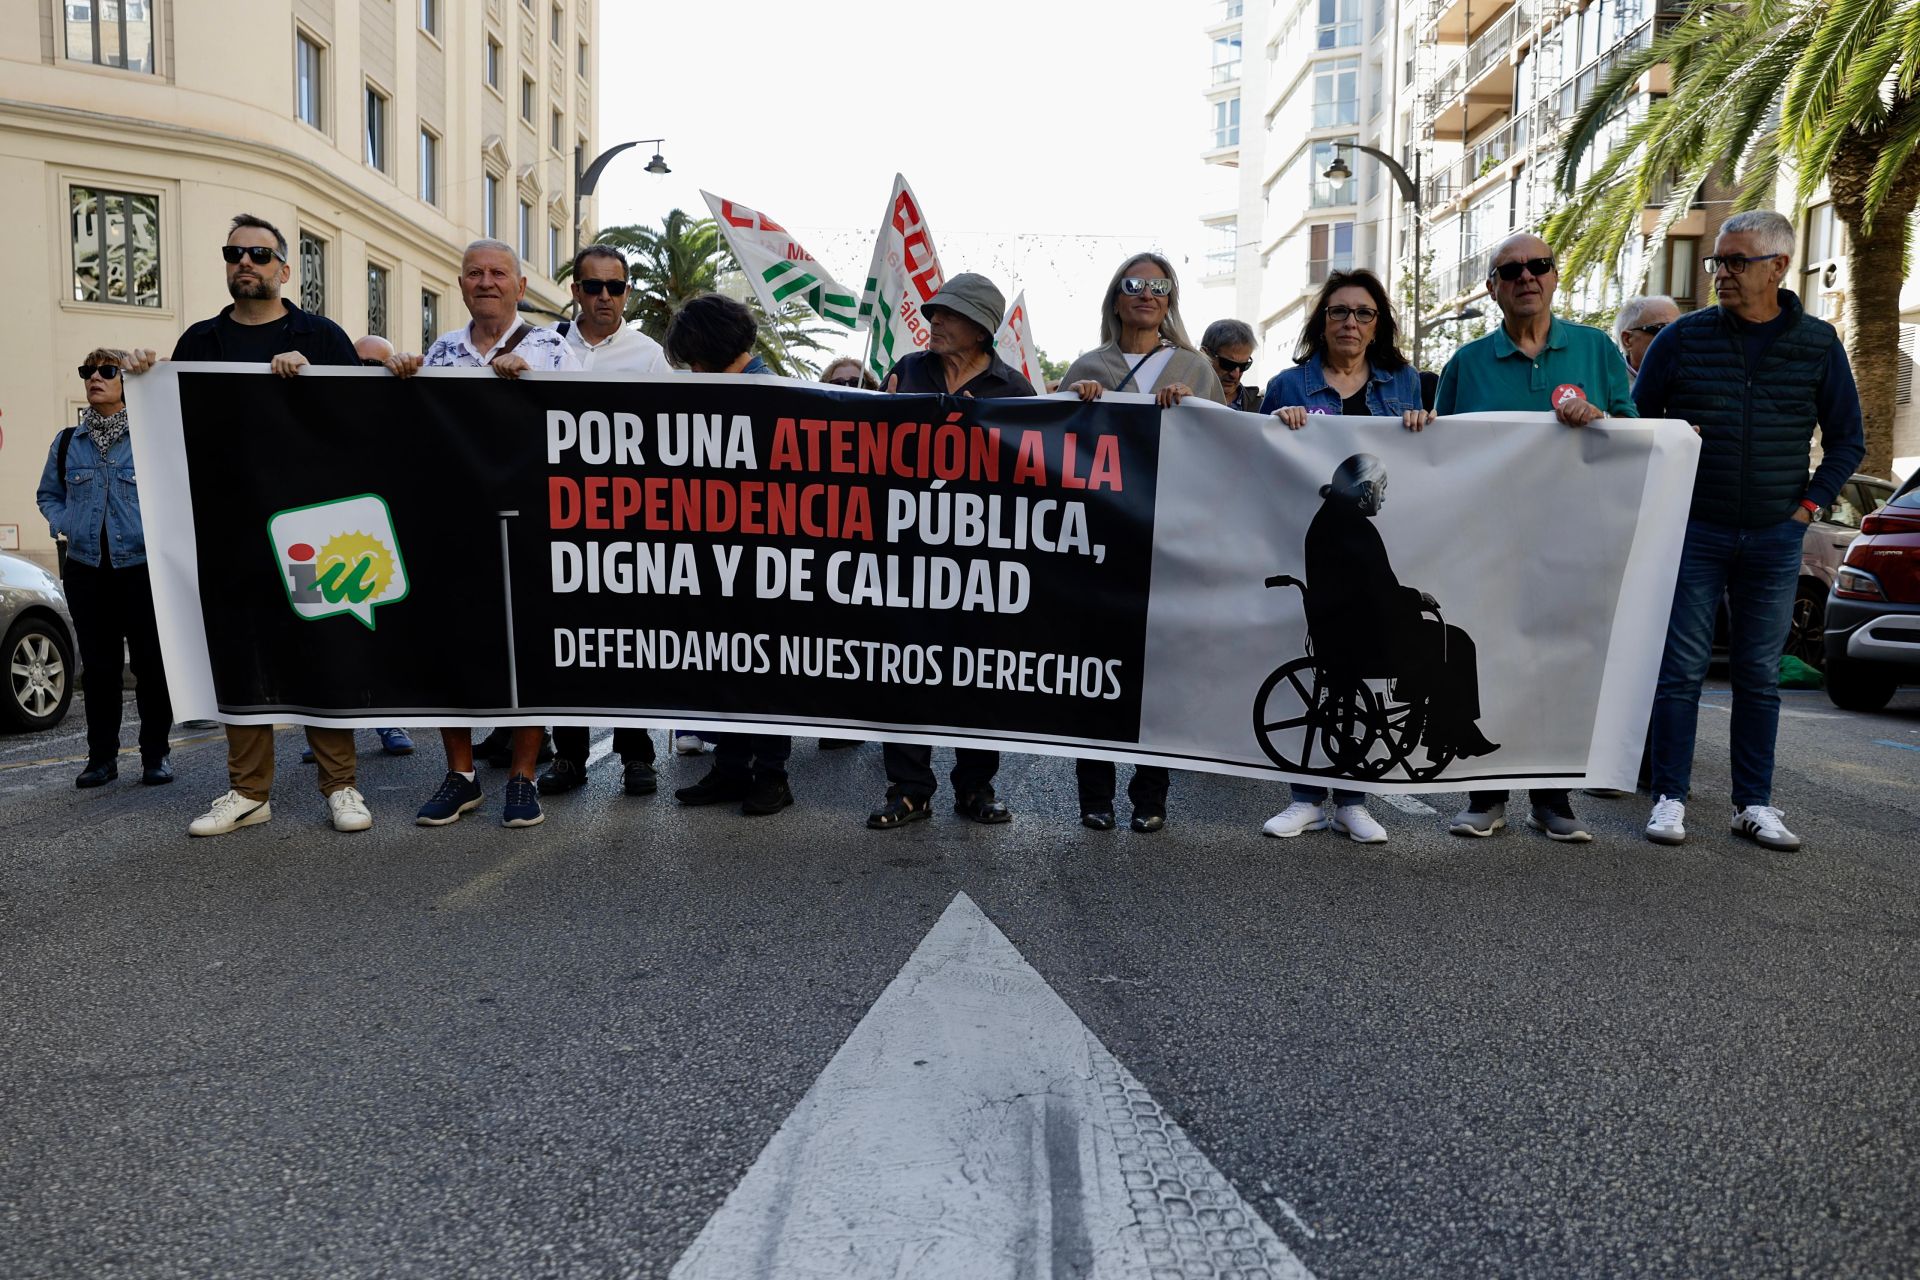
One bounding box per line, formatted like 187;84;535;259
592;0;1243;371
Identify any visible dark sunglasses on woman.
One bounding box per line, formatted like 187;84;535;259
77;364;121;380
1492;257;1554;281
824;375;863;387
577;278;628;296
221;245;284;265
1119;277;1174;298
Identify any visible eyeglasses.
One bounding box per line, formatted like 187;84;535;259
1625;322;1669;337
577;278;629;296
221;245;284;266
77;364;121;380
1703;253;1784;275
1119;277;1174;298
1325;305;1380;324
1210;354;1254;372
824;375;863;387
1491;257;1555;282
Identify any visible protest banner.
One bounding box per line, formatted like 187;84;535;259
701;190;859;329
856;174;943;383
992;291;1046;391
128;366;1699;792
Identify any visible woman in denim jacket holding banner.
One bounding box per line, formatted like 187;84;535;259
1257;269;1428;845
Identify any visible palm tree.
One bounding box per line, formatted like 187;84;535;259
570;209;841;378
1542;0;1920;477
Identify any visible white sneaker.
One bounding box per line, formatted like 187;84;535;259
1646;795;1687;845
673;732;712;756
188;790;272;837
1262;800;1330;838
328;786;373;833
1332;804;1388;844
1733;805;1802;851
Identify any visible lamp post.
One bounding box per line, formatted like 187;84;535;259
1324;141;1426;367
572;138;669;262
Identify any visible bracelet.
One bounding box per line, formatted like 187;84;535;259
1799;498;1820;513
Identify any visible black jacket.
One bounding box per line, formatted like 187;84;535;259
885;350;1036;397
1303;498;1423;672
169;301;359;366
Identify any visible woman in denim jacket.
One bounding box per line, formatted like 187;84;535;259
35;348;173;788
1256;270;1429;845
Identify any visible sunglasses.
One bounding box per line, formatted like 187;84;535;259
1210;354;1254;373
1492;257;1555;281
824;375;863;387
1703;253;1784;275
1626;322;1668;337
1119;277;1174;298
1325;305;1379;324
576;277;629;296
221;245;285;266
77;364;121;380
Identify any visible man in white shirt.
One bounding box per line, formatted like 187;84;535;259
555;243;668;373
386;237;578;830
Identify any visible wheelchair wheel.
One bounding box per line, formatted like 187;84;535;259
1316;675;1386;775
1384;697;1455;782
1253;657;1324;772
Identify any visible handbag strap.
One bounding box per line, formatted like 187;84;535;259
1117;344;1164;393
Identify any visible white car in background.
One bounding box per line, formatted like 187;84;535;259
0;550;77;731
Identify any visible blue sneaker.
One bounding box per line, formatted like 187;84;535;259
416;771;484;826
377;727;414;755
502;773;544;828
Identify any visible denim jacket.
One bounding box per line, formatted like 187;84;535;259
1257;353;1424;417
36;421;146;569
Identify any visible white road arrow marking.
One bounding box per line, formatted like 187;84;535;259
670;892;1318;1280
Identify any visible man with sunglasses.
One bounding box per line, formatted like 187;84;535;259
1614;295;1680;384
124;212;369;838
1631;210;1865;853
1202;319;1262;411
1434;232;1636;844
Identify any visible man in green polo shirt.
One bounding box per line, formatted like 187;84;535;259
1434;231;1637;844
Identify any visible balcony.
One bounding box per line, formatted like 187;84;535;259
1208;0;1245;30
1420;99;1561;205
1423;5;1528;138
1423;0;1514;45
1211;60;1243;88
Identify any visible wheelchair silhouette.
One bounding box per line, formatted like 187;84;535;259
1253;574;1456;782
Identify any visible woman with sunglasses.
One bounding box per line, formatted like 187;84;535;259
1256;270;1427;844
1201;319;1264;411
1059;253;1224;833
35;349;174;788
820;356;877;390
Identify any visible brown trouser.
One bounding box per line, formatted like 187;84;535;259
226;724;356;800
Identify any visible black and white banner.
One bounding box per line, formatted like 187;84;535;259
128;365;1699;792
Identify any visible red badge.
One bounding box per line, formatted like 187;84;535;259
1552;383;1587;408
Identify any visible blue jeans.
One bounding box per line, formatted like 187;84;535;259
1650;516;1803;808
1292;784;1364;806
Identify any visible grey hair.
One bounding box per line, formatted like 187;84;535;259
1097;252;1196;351
463;237;522;275
1615;294;1676;340
1201;318;1256;352
1719;210;1795;258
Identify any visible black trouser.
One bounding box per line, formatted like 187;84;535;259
1076;759;1169;815
883;743;998;801
551;725;656;766
1469;788;1571;812
61;559;172;765
714;734;791;781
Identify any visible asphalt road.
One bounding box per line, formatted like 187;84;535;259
2;681;1917;1279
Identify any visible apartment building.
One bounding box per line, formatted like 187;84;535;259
1;0;600;569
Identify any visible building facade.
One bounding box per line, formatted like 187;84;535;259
1;0;600;569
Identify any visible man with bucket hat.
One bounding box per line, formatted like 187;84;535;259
866;273;1035;830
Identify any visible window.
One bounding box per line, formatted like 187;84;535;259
483;173;499;238
551;107;563;151
365;85;389;171
486;36;502;89
418;128;439;204
1369;62;1383;118
299;231;328;316
367;264;390;338
65;0;156;72
1308;222;1356;283
1313;57;1359;127
422;289;441;349
419;0;437;37
1647;236;1699;307
549;224;562;280
295;31;325;129
1318;0;1361;48
1309;136;1357;207
578;39;588;78
1212;96;1240;148
1206;221;1237;274
1210;34;1242;85
518;200;533;262
522;75;536;122
68;185;161;308
551;3;564;44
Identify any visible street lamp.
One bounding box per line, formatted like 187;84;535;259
1323;141;1426;367
573;137;669;262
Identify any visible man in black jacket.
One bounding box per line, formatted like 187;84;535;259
126;213;368;839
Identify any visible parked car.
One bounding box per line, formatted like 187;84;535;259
0;550;77;731
1824;470;1920;710
1784;473;1897;668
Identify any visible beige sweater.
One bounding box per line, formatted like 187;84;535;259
1060;342;1227;404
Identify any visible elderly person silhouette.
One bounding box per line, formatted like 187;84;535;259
1302;454;1497;767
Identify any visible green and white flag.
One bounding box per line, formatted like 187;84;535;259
701;190;859;329
857;173;945;383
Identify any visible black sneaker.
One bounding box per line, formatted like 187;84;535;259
141;758;174;786
622;758;657;796
675;768;752;806
742;776;794;816
502;773;545;828
536;757;587;795
75;760;118;788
